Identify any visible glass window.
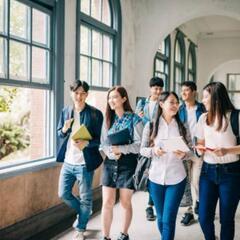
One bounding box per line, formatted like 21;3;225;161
187;43;196;82
78;0;120;88
227;74;240;109
174;31;185;96
0;0;55;169
154;35;171;90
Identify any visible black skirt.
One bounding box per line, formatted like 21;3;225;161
102;153;138;190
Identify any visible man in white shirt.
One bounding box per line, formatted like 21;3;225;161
179;81;205;226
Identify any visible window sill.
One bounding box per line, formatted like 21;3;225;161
0;158;60;180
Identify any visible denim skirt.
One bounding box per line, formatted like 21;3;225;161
102;153;138;190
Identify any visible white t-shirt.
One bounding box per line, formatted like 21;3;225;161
195;112;238;164
186;105;198;141
65;110;85;165
149;100;157;121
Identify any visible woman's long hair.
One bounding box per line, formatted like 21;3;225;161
150;91;187;145
203;82;235;131
105;86;133;129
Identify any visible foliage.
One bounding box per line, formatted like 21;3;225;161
0;87;18;112
0;122;30;159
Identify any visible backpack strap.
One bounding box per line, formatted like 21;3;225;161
230;109;240;145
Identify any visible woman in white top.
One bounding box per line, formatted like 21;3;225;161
140;91;192;240
195;82;240;240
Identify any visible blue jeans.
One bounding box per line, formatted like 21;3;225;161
58;162;94;231
149;178;186;240
199;161;240;240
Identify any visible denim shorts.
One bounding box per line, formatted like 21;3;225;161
102;153;138;190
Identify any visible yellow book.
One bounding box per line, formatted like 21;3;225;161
71;124;92;141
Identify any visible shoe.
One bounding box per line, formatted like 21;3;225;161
73;231;85;240
180;212;195;226
194;201;199;215
146;206;156;221
117;232;129;240
100;237;111;240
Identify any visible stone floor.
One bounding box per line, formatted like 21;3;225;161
52;191;240;240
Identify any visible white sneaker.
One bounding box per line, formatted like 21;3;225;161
73;231;85;240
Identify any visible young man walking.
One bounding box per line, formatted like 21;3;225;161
57;80;103;240
179;81;205;226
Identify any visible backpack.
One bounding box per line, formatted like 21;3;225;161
230;109;240;145
133;122;153;191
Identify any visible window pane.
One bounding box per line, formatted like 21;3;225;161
92;59;101;86
10;0;30;40
32;47;49;84
91;0;101;22
80;55;89;82
102;0;111;26
188;52;193;70
0;37;7;78
80;0;90;15
103;35;112;61
155;59;164;72
80;25;90;55
158;40;165;55
103;62;110;87
0;0;7;34
229;92;240;109
0;86;52;167
92;30;102;58
228;74;240;91
188;72;193;81
9;40;29;81
175;40;181;63
32;9;50;46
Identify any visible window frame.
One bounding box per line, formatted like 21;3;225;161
187;42;196;83
153;35;171;90
0;0;65;170
76;0;121;90
173;31;185;94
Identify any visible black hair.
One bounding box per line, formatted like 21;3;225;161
181;81;197;91
149;77;164;88
70;80;89;92
150;91;187;145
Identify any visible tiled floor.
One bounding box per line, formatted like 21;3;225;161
52;191;240;240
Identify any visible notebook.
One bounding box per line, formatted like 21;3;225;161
71;124;92;141
107;128;133;145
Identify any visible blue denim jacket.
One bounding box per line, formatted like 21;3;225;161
179;101;205;123
56;104;103;172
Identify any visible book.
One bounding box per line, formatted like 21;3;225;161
71;124;92;141
161;136;190;152
107;128;133;145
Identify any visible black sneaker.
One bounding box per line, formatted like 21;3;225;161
146;206;156;221
194;201;199;215
117;232;129;240
100;237;111;240
180;212;195;226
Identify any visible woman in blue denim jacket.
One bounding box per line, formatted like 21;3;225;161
195;82;240;240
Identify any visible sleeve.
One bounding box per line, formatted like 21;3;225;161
87;110;103;148
140;122;154;158
57;109;69;138
100;121;118;160
118;120;144;155
135;99;143;115
195;113;206;140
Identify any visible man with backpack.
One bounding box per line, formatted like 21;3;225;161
135;77;164;221
179;81;205;226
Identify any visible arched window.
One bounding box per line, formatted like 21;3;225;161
174;31;185;96
188;42;196;82
77;0;121;89
154;35;170;90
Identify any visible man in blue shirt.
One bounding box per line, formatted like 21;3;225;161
57;80;103;240
135;77;164;221
179;81;205;226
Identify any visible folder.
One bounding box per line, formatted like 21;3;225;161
107;128;133;145
71;124;92;141
161;136;190;152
